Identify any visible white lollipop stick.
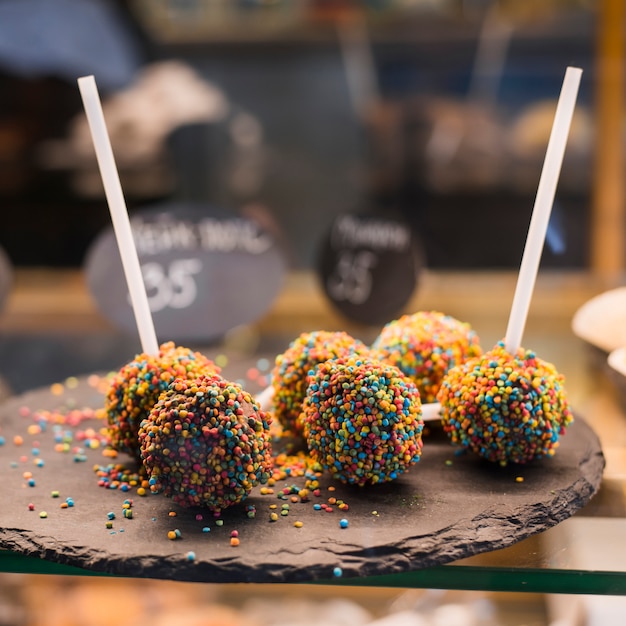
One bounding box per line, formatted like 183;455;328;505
78;75;159;356
256;383;442;422
504;66;582;354
421;402;442;422
255;385;275;411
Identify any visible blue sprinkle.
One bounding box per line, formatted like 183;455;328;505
333;567;343;578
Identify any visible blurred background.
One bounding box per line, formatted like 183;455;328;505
0;0;624;624
0;0;599;271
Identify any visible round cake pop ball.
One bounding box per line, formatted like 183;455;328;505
437;341;574;466
271;330;372;436
139;375;273;511
105;341;221;458
302;356;424;486
371;311;482;403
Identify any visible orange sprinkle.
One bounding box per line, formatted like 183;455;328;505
50;383;64;396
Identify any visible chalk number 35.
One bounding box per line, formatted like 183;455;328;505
326;251;377;305
141;258;203;313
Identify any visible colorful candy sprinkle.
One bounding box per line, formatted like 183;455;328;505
302;356;424;485
104;342;220;458
271;331;372;435
372;311;482;403
138;376;272;512
437;341;573;465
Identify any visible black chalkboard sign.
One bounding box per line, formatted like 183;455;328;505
317;211;423;326
85;204;286;342
0;246;12;313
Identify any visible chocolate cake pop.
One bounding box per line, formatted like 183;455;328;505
437;341;573;465
302;356;424;485
139;375;273;511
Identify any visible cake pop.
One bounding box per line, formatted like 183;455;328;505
105;341;220;458
435;67;582;466
271;330;372;436
437;341;573;465
302;356;424;485
139;375;273;511
371;311;482;403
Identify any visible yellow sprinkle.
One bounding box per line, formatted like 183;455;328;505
65;377;79;389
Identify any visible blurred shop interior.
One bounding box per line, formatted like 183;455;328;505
1;0;626;625
0;0;601;271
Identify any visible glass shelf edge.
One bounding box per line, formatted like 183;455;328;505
2;551;626;595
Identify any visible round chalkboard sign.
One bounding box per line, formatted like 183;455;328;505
0;246;12;313
317;211;423;326
85;203;286;342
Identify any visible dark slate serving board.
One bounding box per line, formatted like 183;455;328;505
0;376;604;583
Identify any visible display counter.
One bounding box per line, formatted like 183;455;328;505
0;268;624;596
